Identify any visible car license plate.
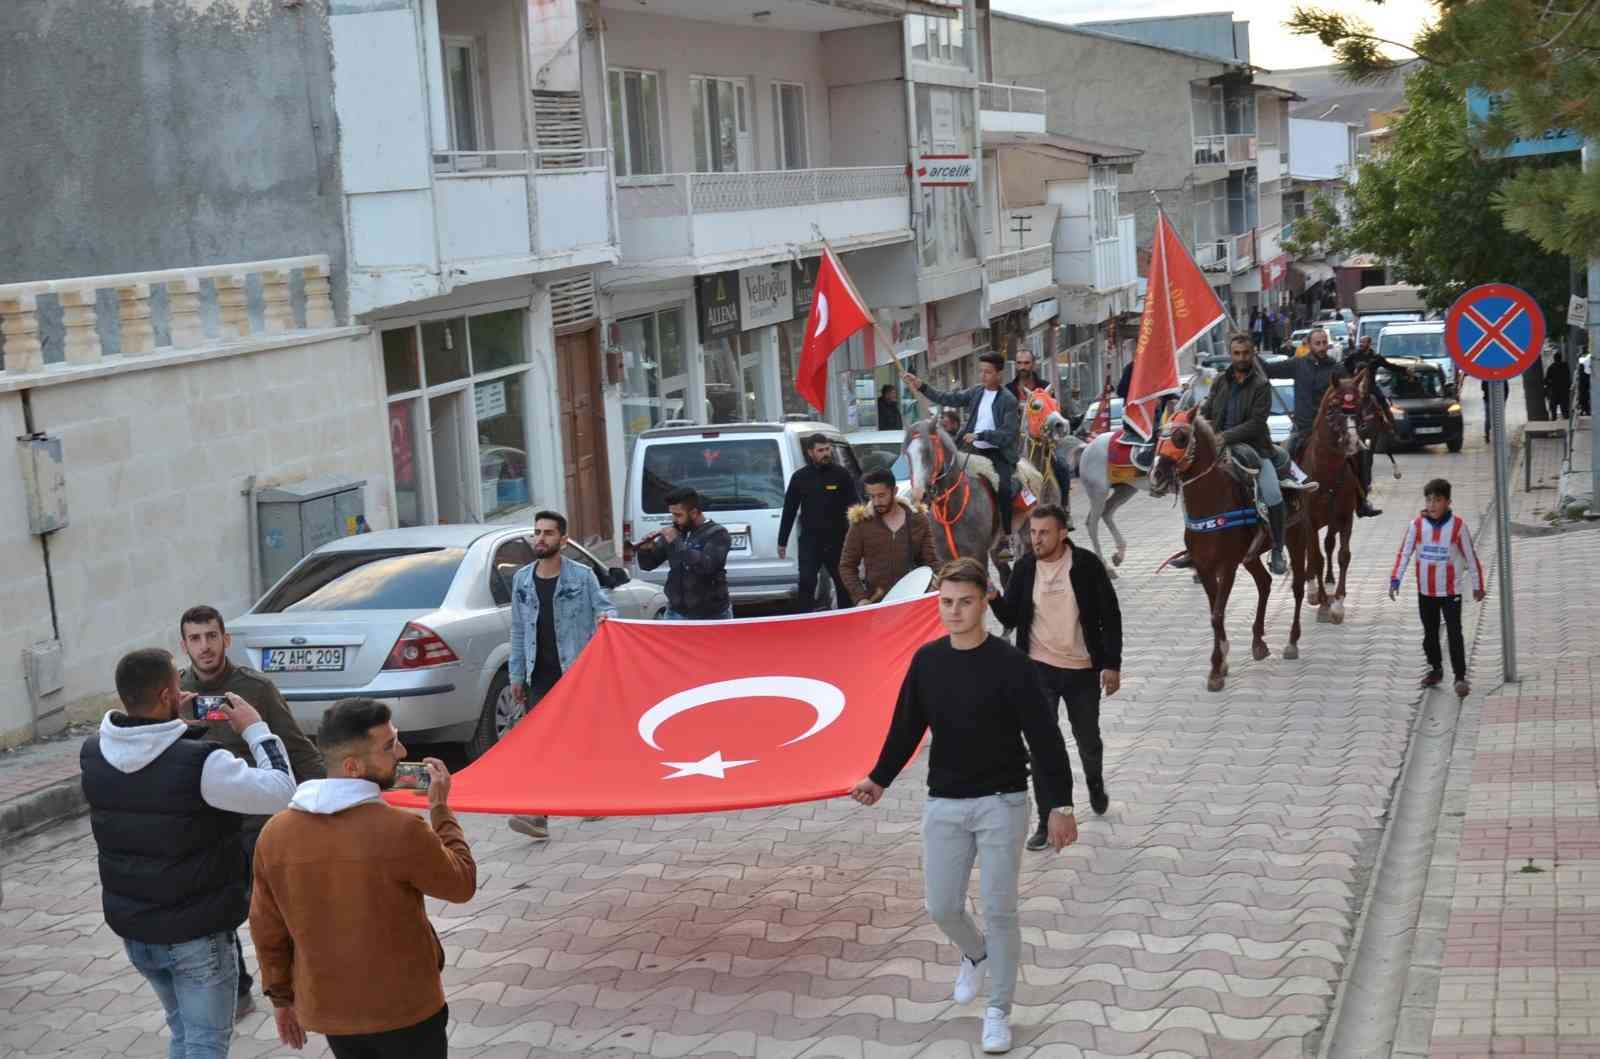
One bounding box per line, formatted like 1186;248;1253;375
262;647;345;673
1416;426;1443;435
723;524;752;553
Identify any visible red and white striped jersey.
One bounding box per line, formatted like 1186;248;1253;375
1390;512;1484;598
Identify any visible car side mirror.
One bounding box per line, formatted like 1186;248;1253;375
608;566;631;588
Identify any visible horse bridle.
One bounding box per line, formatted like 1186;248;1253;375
1156;414;1220;488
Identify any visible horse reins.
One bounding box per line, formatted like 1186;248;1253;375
926;432;972;558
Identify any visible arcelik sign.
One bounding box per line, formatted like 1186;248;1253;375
912;150;976;189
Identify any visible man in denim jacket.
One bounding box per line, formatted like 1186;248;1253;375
506;509;617;840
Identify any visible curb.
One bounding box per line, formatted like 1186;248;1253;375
0;775;88;844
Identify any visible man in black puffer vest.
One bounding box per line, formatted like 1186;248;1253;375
81;648;297;1058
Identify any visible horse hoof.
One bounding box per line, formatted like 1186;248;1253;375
1316;607;1331;624
1220;661;1230;676
1284;643;1300;660
1207;675;1225;692
1112;553;1124;567
1330;604;1346;626
1252;643;1269;661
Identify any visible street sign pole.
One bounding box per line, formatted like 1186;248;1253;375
1585;139;1600;510
1489;381;1518;682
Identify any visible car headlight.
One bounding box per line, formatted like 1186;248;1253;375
1446;402;1462;415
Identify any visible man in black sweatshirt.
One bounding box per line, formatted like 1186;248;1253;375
778;434;858;611
852;557;1076;1055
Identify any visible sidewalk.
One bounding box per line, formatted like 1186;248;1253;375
0;727;88;841
1413;418;1600;1057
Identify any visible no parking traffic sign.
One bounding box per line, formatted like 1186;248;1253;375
1444;283;1546;382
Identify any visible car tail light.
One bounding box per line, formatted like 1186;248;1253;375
382;623;459;670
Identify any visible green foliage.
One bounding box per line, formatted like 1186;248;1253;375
1279;194;1342;259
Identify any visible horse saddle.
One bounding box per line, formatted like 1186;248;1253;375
1108;428;1159;476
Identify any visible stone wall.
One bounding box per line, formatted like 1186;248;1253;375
0;330;391;742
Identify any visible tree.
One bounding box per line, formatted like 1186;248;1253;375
1309;63;1564;418
1288;0;1600;258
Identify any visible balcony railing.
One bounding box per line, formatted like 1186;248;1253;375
0;256;336;375
1195;238;1231;273
616;166;910;262
986;243;1053;284
1193;133;1258;167
430;147;615;263
1092;215;1138;292
980;82;1047;134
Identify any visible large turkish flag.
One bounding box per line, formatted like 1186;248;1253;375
384;595;944;816
794;246;872;413
1125;210;1228;440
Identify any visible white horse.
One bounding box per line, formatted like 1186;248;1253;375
1066;368;1218;578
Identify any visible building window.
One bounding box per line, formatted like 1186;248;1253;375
691;76;751;173
609;68;663;176
443;38;484;153
910;10;967;66
382;309;533;526
702;329;773;424
618;307;688;454
772;82;808;170
1091;167;1119;242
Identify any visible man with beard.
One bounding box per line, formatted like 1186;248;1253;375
504;510;617;841
249;699;476;1059
636;488;733;619
839;468;938;605
178;604;323;1019
778;434;859;611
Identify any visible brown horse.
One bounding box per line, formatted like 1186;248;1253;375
1283;377;1366;658
1149;409;1276;693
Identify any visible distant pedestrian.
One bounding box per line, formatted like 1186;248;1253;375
505;510;616;841
1579;355;1592;416
250;698;477;1059
1480;379;1506;441
635;487;733;619
877;385;904;431
988;505;1122;849
83;648;296;1059
1250;307;1265;346
1546;351;1571;421
839;468;937;605
852;558;1076;1055
178;603;323;1019
1388;478;1485;699
778;434;858;611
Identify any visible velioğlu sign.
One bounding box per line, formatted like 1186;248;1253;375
699;261;813;338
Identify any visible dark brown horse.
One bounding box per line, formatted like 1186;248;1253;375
1149;409;1276;693
1284;377;1366;659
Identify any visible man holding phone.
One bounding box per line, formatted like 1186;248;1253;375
178;603;323;1017
250;698;477;1058
81;648;297;1058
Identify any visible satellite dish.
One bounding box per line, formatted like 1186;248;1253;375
883;565;936;603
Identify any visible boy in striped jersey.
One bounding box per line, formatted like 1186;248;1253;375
1388;478;1486;697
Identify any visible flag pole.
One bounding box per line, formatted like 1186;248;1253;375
812;236;901;360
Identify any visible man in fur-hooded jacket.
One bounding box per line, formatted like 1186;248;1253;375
839;468;938;605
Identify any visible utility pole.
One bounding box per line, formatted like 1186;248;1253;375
1586;140;1600;510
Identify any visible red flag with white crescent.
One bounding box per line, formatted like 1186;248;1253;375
1125;211;1228;440
795;246;872;413
384;596;944;816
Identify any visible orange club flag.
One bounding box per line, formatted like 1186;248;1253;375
1124;210;1228;440
795;246;873;413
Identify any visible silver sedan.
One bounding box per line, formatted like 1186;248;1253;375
226;525;663;759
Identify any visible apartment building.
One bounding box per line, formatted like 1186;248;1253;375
990;12;1300;350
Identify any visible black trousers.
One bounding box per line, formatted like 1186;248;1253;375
797;539;849;612
1028;663;1103;820
328;1005;449;1059
235;828;261;996
1419;594;1466;681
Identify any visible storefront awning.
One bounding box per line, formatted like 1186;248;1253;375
1291;261;1336;285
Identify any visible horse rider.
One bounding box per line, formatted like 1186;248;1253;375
905;352;1023;559
1008;349;1074;524
1262;326;1360;511
1199;334;1313;576
1341;334;1410;518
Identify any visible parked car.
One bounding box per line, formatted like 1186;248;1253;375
1292;320;1350;355
1268;379;1295;444
226;525;662;758
1357;311;1423;348
1376;358;1464;452
623;420;863;610
847;429;912;495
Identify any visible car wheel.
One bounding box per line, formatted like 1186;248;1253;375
1447;438;1463;453
465;669;517;762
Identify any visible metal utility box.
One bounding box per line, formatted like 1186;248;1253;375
257;477;367;590
17;433;68;535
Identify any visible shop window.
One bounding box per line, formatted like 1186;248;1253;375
389;398;424;527
470;310;528;373
383;327;421;394
619;307;688;453
476;376;530;519
422;318;470;385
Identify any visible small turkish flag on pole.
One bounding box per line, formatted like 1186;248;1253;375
1124;209;1228;440
795;246;872;413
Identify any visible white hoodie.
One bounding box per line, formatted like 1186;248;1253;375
97;713;297;816
287;777;386;815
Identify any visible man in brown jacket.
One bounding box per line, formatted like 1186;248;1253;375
249;698;476;1058
839;468;938;605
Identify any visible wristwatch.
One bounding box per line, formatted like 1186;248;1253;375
1049;806;1075;818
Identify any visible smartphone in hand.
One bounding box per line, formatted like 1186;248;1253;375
393;762;432;791
194;695;228;722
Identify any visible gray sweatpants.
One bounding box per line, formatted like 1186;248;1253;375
922;792;1030;1013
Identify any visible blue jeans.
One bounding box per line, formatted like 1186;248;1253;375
124;932;238;1059
664;606;734;620
1229;444;1287;506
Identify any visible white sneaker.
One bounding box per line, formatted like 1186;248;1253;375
1289;459;1311;485
952;954;987;1004
981;1007;1012;1053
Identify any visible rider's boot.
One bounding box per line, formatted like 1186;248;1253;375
1267;503;1288;576
996;493;1015;562
1357;450;1382;517
1287;458;1311;486
1171;552;1194;569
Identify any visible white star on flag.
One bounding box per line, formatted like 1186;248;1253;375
660;750;757;780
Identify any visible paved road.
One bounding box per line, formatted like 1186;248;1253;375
0;396;1521;1058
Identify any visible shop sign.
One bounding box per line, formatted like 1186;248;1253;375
876;305;927;362
792;256;821;318
695;271;741;340
1028;298;1059;331
474;381;507;420
739;263;795;330
913;150;977;189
